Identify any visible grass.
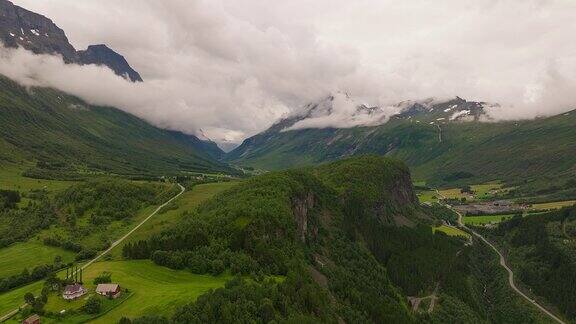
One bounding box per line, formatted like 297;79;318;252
417;190;438;203
464;214;515;225
438;188;467;200
531;200;576;211
0;280;44;316
0;181;238;321
84;260;229;323
433;225;470;239
0;241;75;278
33;182;178;253
110;181;239;259
0;260;230;323
471;182;504;198
0;163;76;192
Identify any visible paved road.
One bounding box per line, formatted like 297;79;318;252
436;190;565;324
0;183;185;323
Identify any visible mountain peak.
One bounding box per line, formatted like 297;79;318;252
78;44;143;82
0;0;142;82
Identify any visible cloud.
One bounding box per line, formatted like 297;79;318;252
5;0;576;141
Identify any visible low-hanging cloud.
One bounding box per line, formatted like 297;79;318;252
4;0;576;143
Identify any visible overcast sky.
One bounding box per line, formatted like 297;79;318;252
6;0;576;146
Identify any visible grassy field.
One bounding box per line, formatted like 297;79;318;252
531;200;576;211
463;214;515;225
417;190;438;203
471;182;504;198
0;241;75;278
110;181;239;259
0;163;76;192
3;260;229;323
0;280;44;315
437;188;466;200
433;225;470;239
0;181;239;321
85;260;228;323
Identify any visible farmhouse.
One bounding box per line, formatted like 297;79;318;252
22;314;40;324
62;283;87;300
96;283;122;298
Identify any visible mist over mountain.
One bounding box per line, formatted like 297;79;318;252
0;0;142;82
4;0;576;146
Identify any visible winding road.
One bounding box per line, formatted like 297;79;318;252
438;190;565;324
0;183;185;323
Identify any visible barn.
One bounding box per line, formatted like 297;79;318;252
96;283;122;298
22;314;40;324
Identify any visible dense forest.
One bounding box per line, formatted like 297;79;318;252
488;207;576;321
121;156;544;323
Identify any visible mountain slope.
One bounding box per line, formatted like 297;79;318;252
227;96;576;191
0;75;229;176
120;156;547;323
0;0;142;82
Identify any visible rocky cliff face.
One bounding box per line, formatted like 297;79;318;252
292;192;317;243
0;0;142;82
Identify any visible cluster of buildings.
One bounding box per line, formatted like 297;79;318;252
62;283;121;300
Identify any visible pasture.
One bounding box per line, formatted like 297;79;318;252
417;190;438;204
463;214;515;225
531;200;576;211
0;241;75;278
438;188;466;200
433;225;470;239
470;182;504;198
0;164;76;192
86;260;229;323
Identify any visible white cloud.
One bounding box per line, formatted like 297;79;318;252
5;0;576;142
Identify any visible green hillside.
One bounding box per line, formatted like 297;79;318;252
227;102;576;196
118;156;545;323
0;75;230;177
486;207;576;321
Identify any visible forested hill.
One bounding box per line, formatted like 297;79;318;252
0;75;231;177
226;98;576;192
123;155;545;323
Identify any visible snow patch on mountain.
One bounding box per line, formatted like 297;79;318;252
286;92;391;131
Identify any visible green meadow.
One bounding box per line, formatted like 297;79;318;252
0;241;75;278
0;163;76;192
531;200;576;211
463;214;515;225
433;225;470;239
0;181;238;322
87;260;230;323
417;190;438;203
3;260;229;323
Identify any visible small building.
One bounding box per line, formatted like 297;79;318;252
22;314;40;324
62;283;87;300
96;283;121;299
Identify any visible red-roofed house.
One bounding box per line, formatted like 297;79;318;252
22;314;40;324
96;283;121;299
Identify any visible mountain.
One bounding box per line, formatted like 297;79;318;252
77;44;142;82
227;94;576;192
123;156;546;323
0;75;230;177
0;0;142;82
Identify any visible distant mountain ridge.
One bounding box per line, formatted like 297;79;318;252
226;94;576;194
0;0;142;82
